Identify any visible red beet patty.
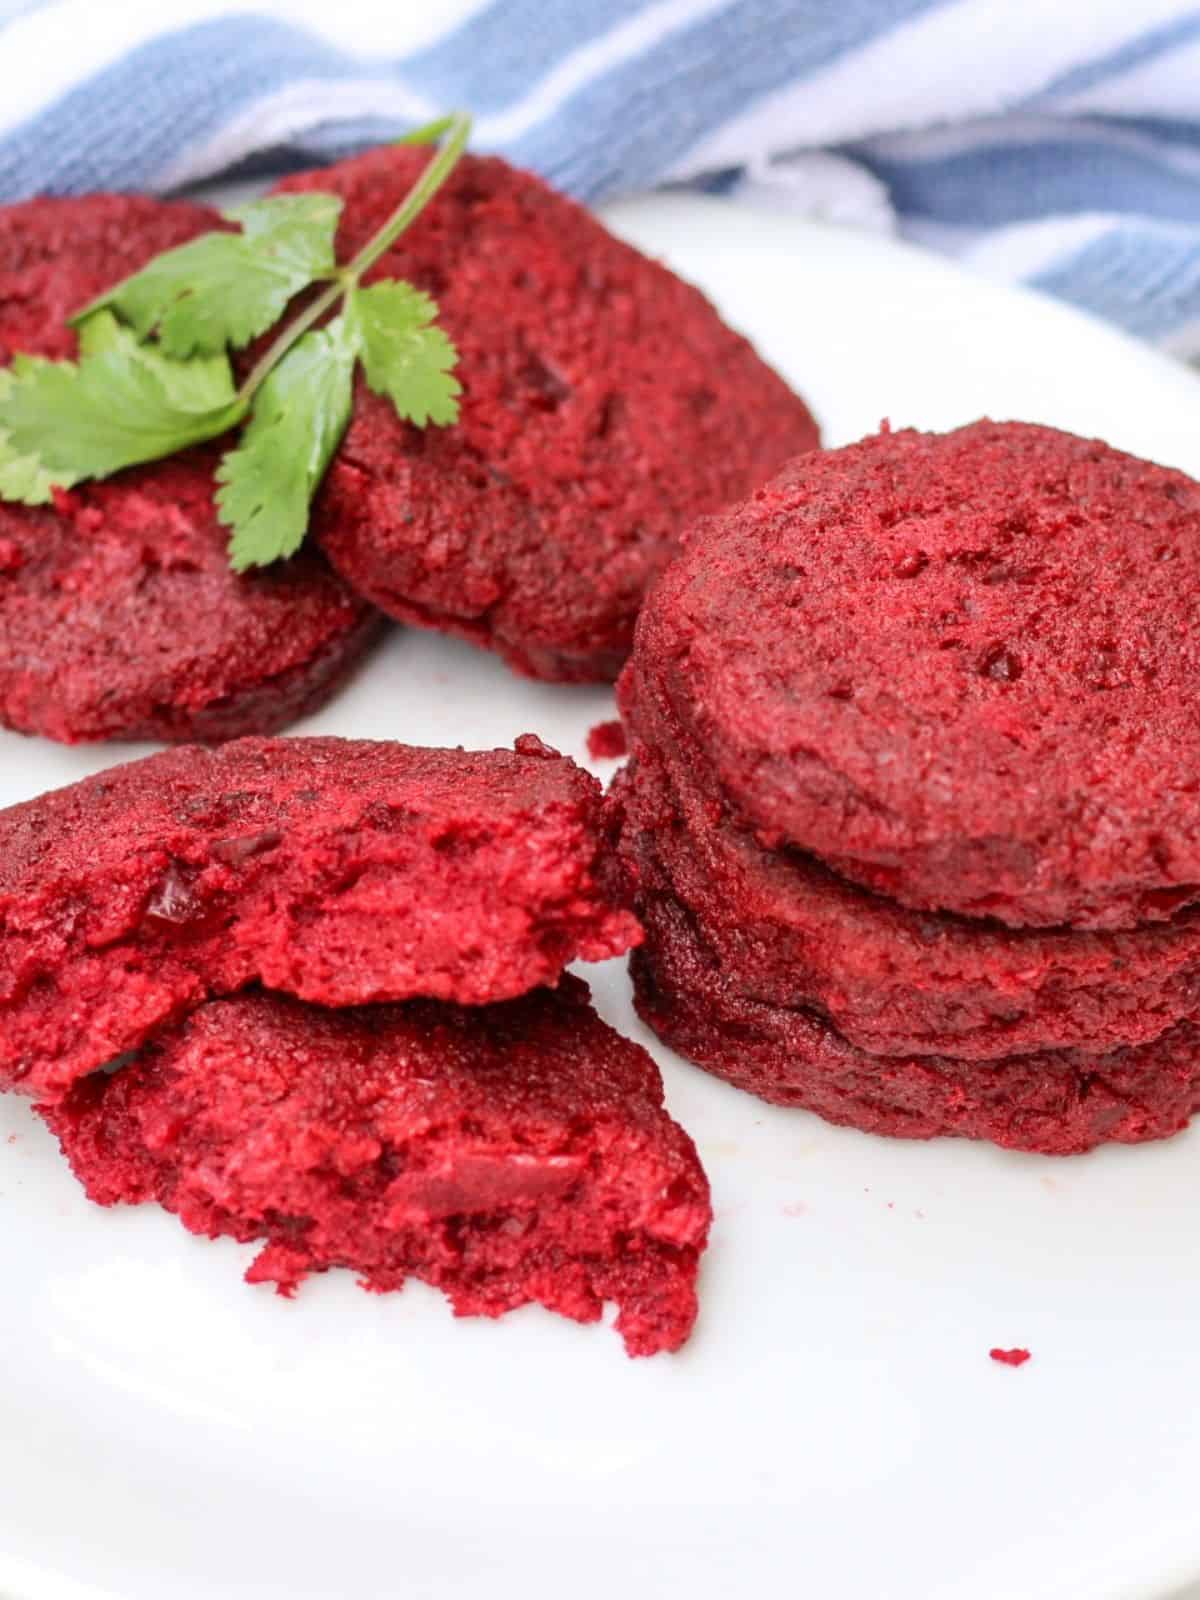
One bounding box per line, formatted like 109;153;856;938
43;979;711;1357
274;147;820;682
0;194;381;745
631;893;1200;1156
631;421;1200;929
613;720;1200;1062
0;735;639;1101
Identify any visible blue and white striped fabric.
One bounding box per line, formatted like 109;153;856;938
2;2;1200;353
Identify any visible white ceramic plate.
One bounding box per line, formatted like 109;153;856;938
3;196;1200;1600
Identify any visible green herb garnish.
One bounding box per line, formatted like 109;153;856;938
0;111;470;570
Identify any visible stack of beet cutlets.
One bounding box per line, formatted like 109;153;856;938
615;420;1200;1155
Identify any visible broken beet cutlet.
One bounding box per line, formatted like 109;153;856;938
42;980;711;1357
633;420;1200;929
274;147;820;683
0;735;639;1102
631;893;1200;1156
0;194;381;745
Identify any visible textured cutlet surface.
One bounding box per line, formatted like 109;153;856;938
275;146;820;682
611;724;1200;1062
630;892;1200;1156
0;194;381;745
632;420;1200;929
42;980;712;1357
0;735;639;1101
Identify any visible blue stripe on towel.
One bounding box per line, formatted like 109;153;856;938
400;0;675;113
850;131;1200;227
508;0;950;197
1031;225;1200;340
1028;12;1200;105
0;15;376;195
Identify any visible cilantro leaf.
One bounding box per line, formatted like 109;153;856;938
76;310;239;412
216;314;358;571
0;388;58;504
0;114;471;559
347;281;460;426
77;194;343;359
225;193;341;260
0;311;243;498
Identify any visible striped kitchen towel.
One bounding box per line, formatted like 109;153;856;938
1;1;1200;353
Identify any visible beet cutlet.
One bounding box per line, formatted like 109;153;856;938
0;194;380;745
43;980;711;1357
635;420;1200;930
0;734;639;1102
614;742;1200;1061
632;893;1200;1156
273;147;820;683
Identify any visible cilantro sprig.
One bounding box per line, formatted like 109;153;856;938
0;111;470;570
